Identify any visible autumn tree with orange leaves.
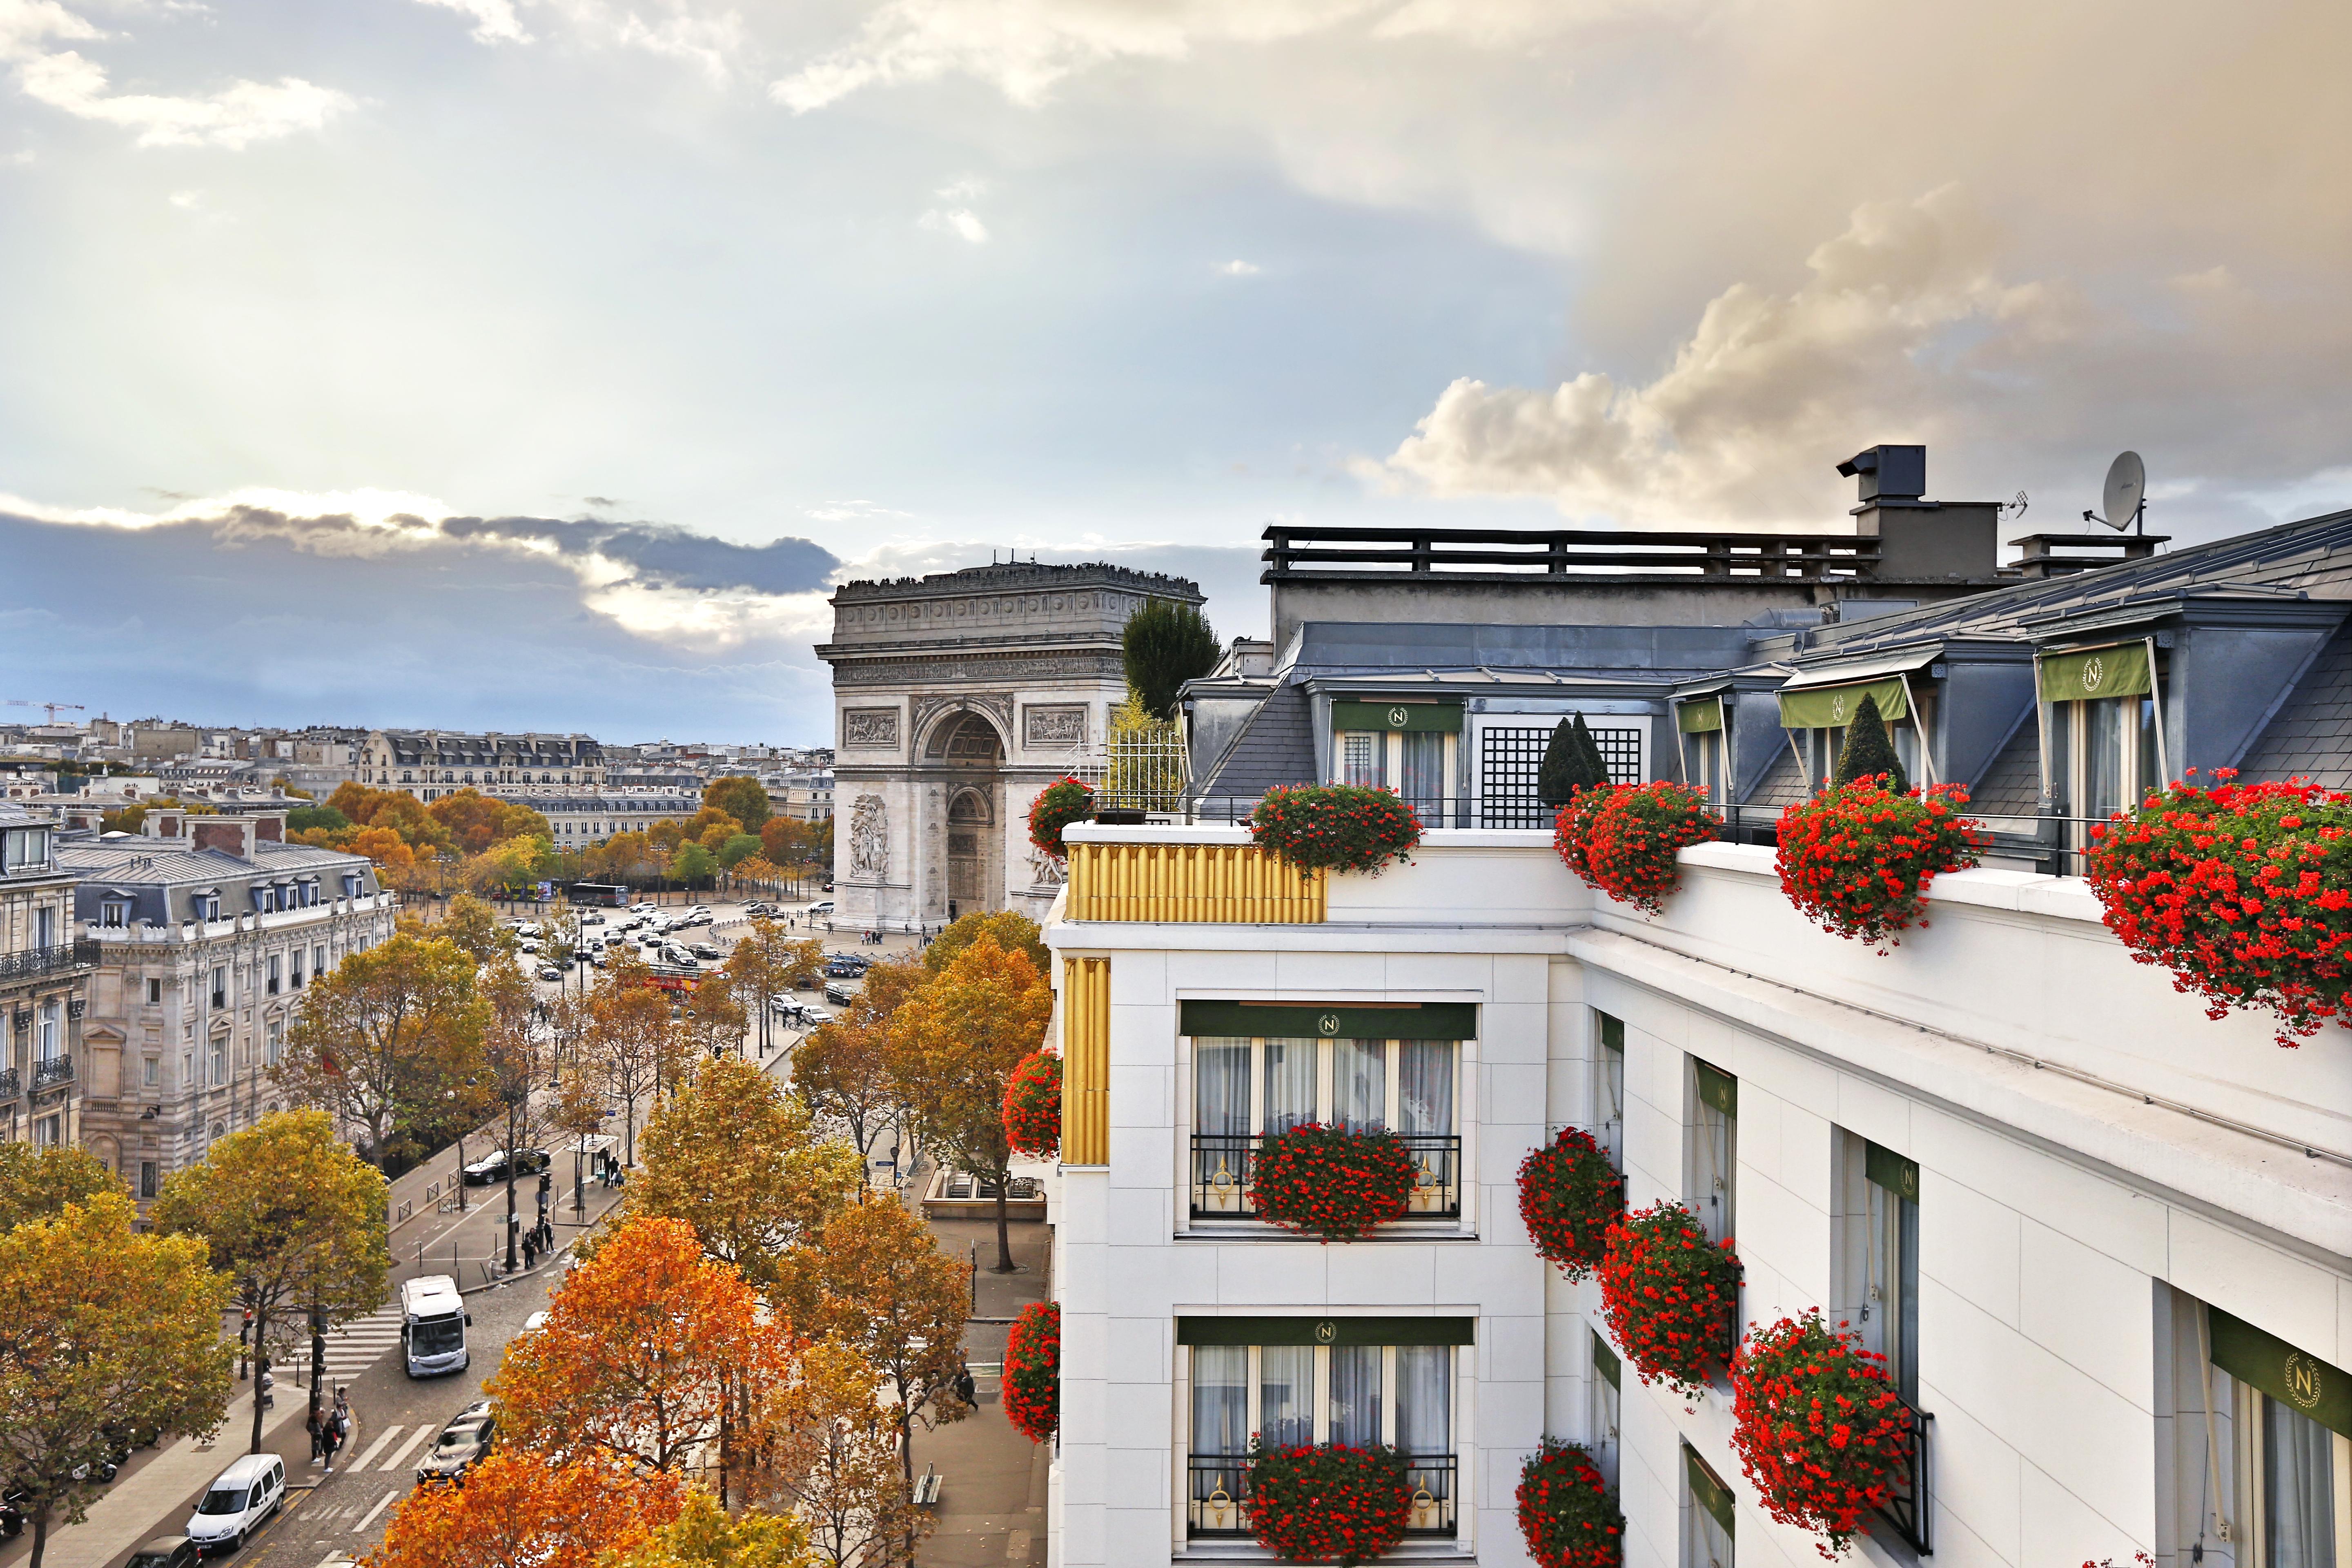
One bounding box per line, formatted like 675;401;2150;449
363;1450;686;1568
489;1216;803;1506
887;932;1054;1271
803;1194;971;1493
794;956;925;1172
580;955;679;1163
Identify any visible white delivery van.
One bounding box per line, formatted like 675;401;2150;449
185;1453;284;1554
401;1274;470;1377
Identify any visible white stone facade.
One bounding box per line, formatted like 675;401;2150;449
1044;824;2352;1568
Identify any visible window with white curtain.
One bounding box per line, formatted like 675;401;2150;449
2204;1303;2352;1568
1689;1060;1737;1245
1594;1010;1626;1172
1684;1443;1736;1568
1835;1136;1920;1407
1191;1033;1459;1220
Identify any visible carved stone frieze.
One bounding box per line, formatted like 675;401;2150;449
1023;704;1088;748
840;707;900;748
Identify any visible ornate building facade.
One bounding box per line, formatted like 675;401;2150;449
816;561;1203;931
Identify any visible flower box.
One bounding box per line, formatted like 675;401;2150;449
1775;780;1987;949
1250;785;1422;878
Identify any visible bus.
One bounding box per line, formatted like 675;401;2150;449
401;1275;470;1377
566;882;630;908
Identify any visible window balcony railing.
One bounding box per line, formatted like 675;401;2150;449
0;1068;19;1101
1874;1397;1932;1555
32;1056;74;1091
1188;1452;1457;1538
0;940;101;984
1190;1132;1461;1221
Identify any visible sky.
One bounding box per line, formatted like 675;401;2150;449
2;0;2347;743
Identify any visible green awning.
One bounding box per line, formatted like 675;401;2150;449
1332;700;1463;734
1597;1011;1625;1054
1685;1445;1736;1537
1677;697;1724;734
1179;1316;1475;1347
1865;1143;1920;1202
2211;1307;2352;1439
1180;1000;1477;1041
1777;678;1910;729
1695;1059;1737;1119
1592;1330;1620;1390
2038;642;2153;703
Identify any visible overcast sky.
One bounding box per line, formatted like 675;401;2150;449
2;0;2346;743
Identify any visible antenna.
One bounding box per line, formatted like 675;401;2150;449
2000;490;2029;523
2082;450;2148;534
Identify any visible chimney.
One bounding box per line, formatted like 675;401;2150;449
146;809;185;839
190;817;257;859
253;811;286;843
1838;443;1998;581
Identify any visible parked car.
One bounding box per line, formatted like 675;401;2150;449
462;1148;551;1185
825;953;871;978
581;913;605;925
416;1400;497;1486
660;947;699;970
824;981;858;1006
629;902;659;914
689;942;723;960
126;1537;200;1568
808;900;835;915
538;967;562;982
589;953;608;969
185;1453;285;1555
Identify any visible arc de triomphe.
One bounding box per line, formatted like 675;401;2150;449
816;561;1204;932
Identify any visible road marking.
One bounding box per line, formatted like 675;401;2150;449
382;1425;437;1472
315;1553;357;1567
347;1425;402;1471
355;1488;397;1532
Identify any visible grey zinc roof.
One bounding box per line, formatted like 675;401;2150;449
2237;621;2352;790
1968;723;2045;818
1194;682;1316;807
1745;747;1808;811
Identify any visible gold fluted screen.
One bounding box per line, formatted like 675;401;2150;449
1061;956;1111;1166
1064;841;1326;923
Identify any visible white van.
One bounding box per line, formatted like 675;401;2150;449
401;1274;470;1377
185;1452;284;1554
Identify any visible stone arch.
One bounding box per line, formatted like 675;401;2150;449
922;709;1007;766
947;786;994;826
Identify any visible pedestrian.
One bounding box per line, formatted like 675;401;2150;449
522;1232;538;1270
307;1404;325;1463
321;1417;341;1474
258;1366;274;1410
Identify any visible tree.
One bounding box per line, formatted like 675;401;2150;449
366;1451;686;1568
603;1490;815;1568
477;959;556;1272
0;1192;233;1568
795;957;925;1169
152;1110;390;1455
804;1195;971;1493
0;1143;126;1232
1832;692;1908;793
1538;714;1613;808
679;977;748;1066
427;788;553;855
719;918;801;1059
285;803;351;836
718;833;764;870
888;934;1054;1271
491;1217;802;1501
276;931;488;1171
439;893;517;965
920;910;1049;977
704;775;774;834
581;958;677;1163
671;842;717;887
747;1339;926;1568
1121;597;1220;719
618;1058;862;1294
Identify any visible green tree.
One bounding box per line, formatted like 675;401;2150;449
0;1143;127;1232
1120;598;1220;720
1832;692;1908;793
718;834;763;871
1537;714;1613;808
670;842;717;888
152;1110;391;1456
704;776;773;834
920;910;1049;977
0;1191;234;1568
440;892;518;965
285;804;351;836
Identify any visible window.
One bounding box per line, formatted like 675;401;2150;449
101;899;130;929
139;1161;158;1200
35;904;54;948
209;1041;225;1085
1477;722;1643;826
143;1055;159;1087
196;893;220;922
210;967;227;1010
1839;1138;1920;1405
314;945;327;978
267;956;282;995
2049;693;2161;866
34;1115;59;1149
1187;1334;1457;1539
1690;1060;1736;1245
1591;1330;1623;1486
1594;1010;1626;1172
266;1018;283;1066
1190;1024;1461;1221
254;887;275;914
2;825;51;870
36;1000;59;1060
341;874;360;898
148;978;161;1005
1684;1443;1736;1568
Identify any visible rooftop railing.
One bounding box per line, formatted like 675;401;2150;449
1264;523;1880;581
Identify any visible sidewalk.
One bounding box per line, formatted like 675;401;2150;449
917;1212;1052;1568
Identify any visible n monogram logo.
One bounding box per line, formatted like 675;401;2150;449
1388;706;1409;728
1318;1013;1341;1038
1831;693;1848;723
2284;1351;2326;1410
2081;656;2105;693
1314;1321;1338;1344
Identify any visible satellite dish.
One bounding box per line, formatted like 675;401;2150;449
2094;451;2146;533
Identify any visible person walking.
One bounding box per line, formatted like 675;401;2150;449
306;1404;325;1465
320;1408;343;1474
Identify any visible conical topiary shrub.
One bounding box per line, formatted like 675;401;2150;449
1539;715;1612;808
1831;692;1907;794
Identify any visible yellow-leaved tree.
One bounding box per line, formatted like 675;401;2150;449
793;956;925;1175
0;1142;127;1232
276;930;488;1171
365;1451;686;1568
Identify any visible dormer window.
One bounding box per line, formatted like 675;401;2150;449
100;898;131;929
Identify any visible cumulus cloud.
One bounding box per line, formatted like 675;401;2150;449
418;0;748;82
0;0;353;147
413;0;531;45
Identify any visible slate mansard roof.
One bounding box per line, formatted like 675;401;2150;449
60;839;379;928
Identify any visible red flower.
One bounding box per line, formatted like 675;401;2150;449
1002;1302;1060;1443
1596;1201;1742;1400
1247;1441;1414;1566
1729;1311;1909;1557
1250;1123;1419;1241
1517;1439;1623;1568
1028;777;1094;861
1002;1049;1062;1158
1775;779;1987;949
1517;1128;1624;1281
1556;782;1717;915
1251;785;1423;878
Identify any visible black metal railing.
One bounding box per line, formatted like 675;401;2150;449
1702;802;2121;879
1875;1398;1932;1554
0;941;101;984
1263;523;1881;582
1187;1454;1457;1537
0;1068;19;1100
1190;1132;1461;1221
32;1057;74;1091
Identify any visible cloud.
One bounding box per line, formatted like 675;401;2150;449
920;206;988;244
1217;258;1259;276
1;0;353;147
413;0;532;45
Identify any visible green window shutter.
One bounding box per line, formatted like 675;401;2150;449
1178;1000;1477;1041
1597;1011;1625;1053
1677;698;1724;734
1178;1316;1476;1347
1592;1329;1621;1390
1776;678;1911;729
1864;1143;1920;1202
2038;643;2153;702
2210;1307;2352;1439
1685;1444;1737;1537
1694;1059;1737;1119
1331;700;1464;734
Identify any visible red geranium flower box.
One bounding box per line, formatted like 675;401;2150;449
1596;1200;1742;1401
1002;1049;1061;1159
1775;778;1987;949
1247;1440;1412;1566
1729;1310;1910;1558
1249;1123;1418;1242
1517;1127;1623;1282
1002;1301;1060;1444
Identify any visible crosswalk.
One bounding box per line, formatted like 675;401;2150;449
272;1303;405;1392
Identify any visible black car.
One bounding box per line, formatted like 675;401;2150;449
126;1537;200;1568
416;1401;496;1485
824;955;869;978
461;1148;552;1185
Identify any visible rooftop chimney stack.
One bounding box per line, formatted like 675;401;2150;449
1838;443;1998;582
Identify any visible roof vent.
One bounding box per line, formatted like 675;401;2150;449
1838;445;1927;503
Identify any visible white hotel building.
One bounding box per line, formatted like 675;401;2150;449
1037;452;2352;1568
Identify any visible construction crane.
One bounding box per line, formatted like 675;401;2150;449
4;699;87;724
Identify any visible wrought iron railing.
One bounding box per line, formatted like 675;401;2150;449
1702;802;2120;879
1187;1453;1457;1537
0;940;101;983
32;1057;74;1091
1190;1132;1460;1221
0;1068;19;1100
1875;1398;1932;1554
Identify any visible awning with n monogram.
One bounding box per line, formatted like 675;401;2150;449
1773;645;1940;728
1178;1000;1477;1040
2036;641;2154;703
1330;700;1464;734
2210;1306;2352;1439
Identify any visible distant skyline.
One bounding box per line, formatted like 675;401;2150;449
3;0;2347;742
